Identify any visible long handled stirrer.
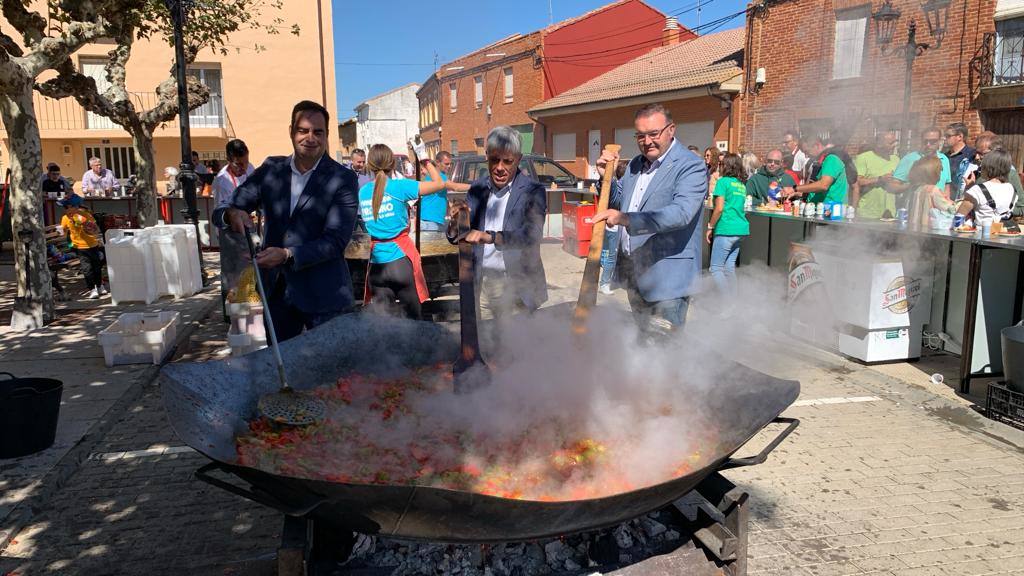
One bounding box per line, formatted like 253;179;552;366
246;232;326;426
572;144;621;335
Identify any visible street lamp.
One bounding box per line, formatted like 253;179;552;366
166;0;207;284
872;0;945;154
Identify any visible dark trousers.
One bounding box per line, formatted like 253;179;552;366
75;247;104;290
266;276;347;342
367;257;421;320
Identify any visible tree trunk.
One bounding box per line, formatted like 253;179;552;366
0;83;54;330
128;123;157;227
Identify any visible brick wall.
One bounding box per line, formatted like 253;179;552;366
538;96;733;178
435;33;545;156
738;0;995;157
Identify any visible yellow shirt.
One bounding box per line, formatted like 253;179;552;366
60;209;100;249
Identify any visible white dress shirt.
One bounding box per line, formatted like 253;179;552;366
289;154;323;214
213;163;255;208
482;174;516;272
622;140;676;254
792;148;808;173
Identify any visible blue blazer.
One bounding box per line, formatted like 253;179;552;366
612;140;707;302
213;155;360;315
453;171;548;310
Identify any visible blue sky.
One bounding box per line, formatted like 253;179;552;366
333;0;748;118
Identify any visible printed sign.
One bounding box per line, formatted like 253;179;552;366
881;276;922;314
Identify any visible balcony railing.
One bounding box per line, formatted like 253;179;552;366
970;31;1024;99
0;91;229;134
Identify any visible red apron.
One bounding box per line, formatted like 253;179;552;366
363;230;430;304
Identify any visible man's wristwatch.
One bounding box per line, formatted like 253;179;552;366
485;230;497;245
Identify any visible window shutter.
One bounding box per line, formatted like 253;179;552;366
553;133;576;162
833;11;867;79
474;76;483;106
504;67;514;102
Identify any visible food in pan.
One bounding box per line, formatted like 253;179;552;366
954;225;977;233
236;366;719;501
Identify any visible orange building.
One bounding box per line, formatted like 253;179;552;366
0;0;337;191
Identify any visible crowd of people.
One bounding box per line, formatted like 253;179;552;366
43;97;1023;340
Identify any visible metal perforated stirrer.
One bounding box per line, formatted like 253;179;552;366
245;231;326;426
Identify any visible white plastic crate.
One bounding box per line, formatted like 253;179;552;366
227;330;267;357
105;229;157;305
98;311;180;366
226;302;266;340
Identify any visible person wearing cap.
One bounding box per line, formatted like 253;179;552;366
58;194;106;299
41;163;71;197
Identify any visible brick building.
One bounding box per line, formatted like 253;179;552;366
529;26;744;179
970;0;1024;168
419;0;677;158
739;0;996;157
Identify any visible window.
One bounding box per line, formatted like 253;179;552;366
995;17;1024;85
449;82;457;112
503;67;514;103
450;139;458;155
553;133;576;162
474;137;485;154
187;67;224;128
474;75;483;108
85;145;136;179
81;60;114;130
533;159;575;186
613;128;641;159
832;8;868;80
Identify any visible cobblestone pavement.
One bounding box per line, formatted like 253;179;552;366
2;245;1024;575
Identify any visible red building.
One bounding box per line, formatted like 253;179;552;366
739;0;996;157
418;0;680;158
529;26;745;179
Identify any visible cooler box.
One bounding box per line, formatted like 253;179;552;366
815;245;934;362
562;201;596;258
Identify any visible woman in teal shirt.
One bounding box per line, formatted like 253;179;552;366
360;144;453;319
706;153;750;297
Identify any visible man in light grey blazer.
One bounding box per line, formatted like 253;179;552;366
594;103;708;333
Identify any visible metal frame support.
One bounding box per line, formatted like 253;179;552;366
960;242;984;393
674;472;749;576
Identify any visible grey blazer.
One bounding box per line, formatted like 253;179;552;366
611;140;708;302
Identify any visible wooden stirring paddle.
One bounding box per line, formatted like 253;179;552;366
452;203;490;393
572;144;621;336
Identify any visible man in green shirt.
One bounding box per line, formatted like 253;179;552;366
854;131;900;219
746;149;796;205
793;136;848;205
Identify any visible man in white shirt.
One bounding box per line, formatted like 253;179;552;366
213;101;359;342
783;130;808;176
448;126;548;323
594;103;707;333
213;139;255;208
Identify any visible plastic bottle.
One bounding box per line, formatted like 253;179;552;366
744;195;753;212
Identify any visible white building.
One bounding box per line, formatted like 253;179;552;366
355;83;420;153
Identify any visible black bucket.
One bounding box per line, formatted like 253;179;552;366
0;372;63;459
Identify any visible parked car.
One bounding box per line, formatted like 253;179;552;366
450;154;579;188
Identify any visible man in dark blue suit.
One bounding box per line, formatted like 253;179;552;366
447;126;547;320
214;100;359;342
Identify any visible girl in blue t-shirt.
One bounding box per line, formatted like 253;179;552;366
359;144;452;319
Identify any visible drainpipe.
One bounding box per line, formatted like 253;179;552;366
316;0;328;107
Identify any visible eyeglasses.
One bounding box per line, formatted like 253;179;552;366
765;159;783;165
635;124;673;142
944;133;958;139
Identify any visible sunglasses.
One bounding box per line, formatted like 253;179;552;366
765;159;783;165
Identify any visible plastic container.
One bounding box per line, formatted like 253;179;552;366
155;224;204;292
228;330;267;356
227;302;266;340
0;372;63;459
148;227;195;299
1002;324;1024;393
97;311;180;366
105;229;157;305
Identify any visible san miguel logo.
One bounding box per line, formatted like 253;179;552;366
787;243;823;304
881;276;922;314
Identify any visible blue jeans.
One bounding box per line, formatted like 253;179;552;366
599;228;620;286
618;251;689;334
709;235;743;296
